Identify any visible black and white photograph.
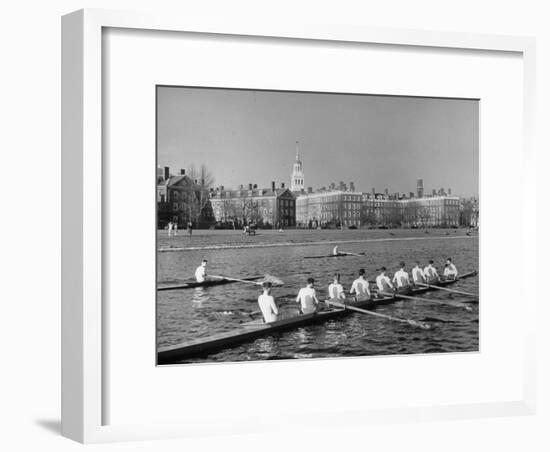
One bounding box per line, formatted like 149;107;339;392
156;86;479;365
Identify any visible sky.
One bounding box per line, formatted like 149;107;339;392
157;87;479;197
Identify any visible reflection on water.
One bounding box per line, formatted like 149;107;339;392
191;287;209;307
157;229;479;363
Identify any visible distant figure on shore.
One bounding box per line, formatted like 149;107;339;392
258;281;278;323
296;278;320;314
332;245;339;255
167;221;173;237
194;259;208;282
328;274;346;302
173;222;178;236
376;267;394;294
443;257;458;280
412;261;426;285
187;221;193;236
350;268;371;301
423;260;440;283
392;262;410;290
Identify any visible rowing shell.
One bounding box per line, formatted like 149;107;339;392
304;252;365;259
158;275;264;291
157;271;477;363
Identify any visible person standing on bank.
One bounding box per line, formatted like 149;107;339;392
258;281;278;323
188;221;193;236
167;221;173;237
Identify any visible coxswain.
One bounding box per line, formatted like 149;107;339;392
392;261;410;290
423;260;440;283
332;245;340;256
443;257;458;280
257;281;278;323
296;278;320;314
194;259;208;282
411;261;426;285
376;267;395;294
327;274;346;302
350;268;371;301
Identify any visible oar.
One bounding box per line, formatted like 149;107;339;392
326;300;431;330
340;251;365;257
416;282;476;297
379;291;473;311
210;274;284;286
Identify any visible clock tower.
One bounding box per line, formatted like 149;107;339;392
290;141;305;192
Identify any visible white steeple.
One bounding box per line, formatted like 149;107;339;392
290;141;305;192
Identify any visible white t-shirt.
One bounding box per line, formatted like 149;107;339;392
393;269;410;288
412;266;425;283
296;287;318;314
350;277;370;300
376;274;393;292
444;263;458;277
328;283;345;300
424;265;439;281
194;265;206;282
258;293;278;323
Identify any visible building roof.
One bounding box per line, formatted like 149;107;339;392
210;187;295;199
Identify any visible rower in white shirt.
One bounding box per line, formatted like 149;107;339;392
194;259;208;282
376;267;395;294
327;274;346;301
296;278;320;314
332;245;340;256
423;260;439;283
443;257;458;280
411;261;426;285
392;261;410;290
350;268;371;301
257;281;279;323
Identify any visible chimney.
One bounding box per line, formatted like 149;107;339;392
384;188;389;196
271;181;276;191
448;188;452;195
432;189;437;196
349;182;355;192
180;169;185;175
372;187;375;195
249;183;253;190
164;166;170;181
281;182;285;189
308;187;313;194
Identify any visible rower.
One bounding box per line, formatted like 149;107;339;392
392;261;411;291
194;259;208;282
296;277;320;314
257;281;278;323
332;245;339;256
328;273;346;302
376;267;395;294
411;261;426;285
443;257;458;280
423;260;440;283
350;268;371;301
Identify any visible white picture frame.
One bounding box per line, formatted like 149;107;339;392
62;8;536;443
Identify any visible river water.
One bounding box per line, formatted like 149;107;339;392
157;228;478;364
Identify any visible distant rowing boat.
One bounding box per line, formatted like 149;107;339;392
157;275;264;291
157;271;477;363
303;252;365;259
